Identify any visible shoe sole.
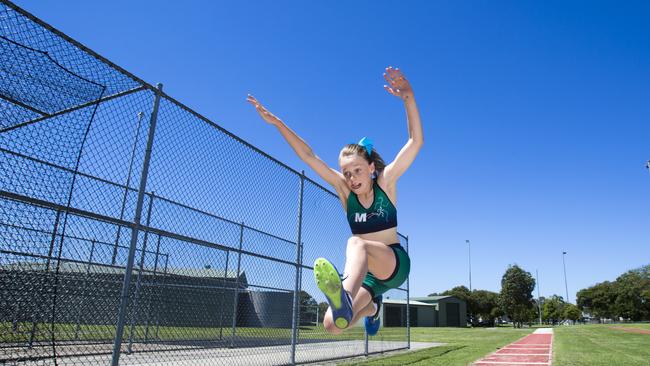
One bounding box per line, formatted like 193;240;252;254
313;258;349;329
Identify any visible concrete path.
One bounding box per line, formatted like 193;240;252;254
472;328;553;366
18;340;442;366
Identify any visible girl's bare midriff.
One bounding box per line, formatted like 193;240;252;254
356;227;399;246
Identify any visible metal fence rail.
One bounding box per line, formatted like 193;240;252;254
0;1;410;364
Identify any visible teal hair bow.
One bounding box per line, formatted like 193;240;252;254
358;137;373;156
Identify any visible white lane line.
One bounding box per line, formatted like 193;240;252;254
549;329;554;366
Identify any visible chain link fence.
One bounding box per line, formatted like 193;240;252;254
0;1;410;364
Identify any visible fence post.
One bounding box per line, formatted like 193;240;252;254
144;234;162;343
111;84;163;366
112;111;146;265
219;249;230;340
230;222;244;348
290;171;305;365
364;330;369;357
406;235;410;349
155;253;169;340
30;209;63;348
128;192;156;354
75;239;96;340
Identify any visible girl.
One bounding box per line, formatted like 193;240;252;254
247;67;423;335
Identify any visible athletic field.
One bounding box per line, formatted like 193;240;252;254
341;324;650;366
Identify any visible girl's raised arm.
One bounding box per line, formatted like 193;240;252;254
381;67;424;184
247;95;348;197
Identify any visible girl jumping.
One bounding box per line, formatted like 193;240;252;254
247;66;423;335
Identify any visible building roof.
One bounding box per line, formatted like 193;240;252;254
410;296;463;302
383;299;436;307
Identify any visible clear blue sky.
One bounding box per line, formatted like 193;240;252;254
16;0;649;301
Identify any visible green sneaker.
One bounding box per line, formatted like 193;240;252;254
313;257;352;329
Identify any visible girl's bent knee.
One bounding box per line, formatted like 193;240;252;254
347;236;366;250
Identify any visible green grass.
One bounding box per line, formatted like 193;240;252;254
8;321;649;365
553;324;650;366
1;322;370;343
605;323;650;330
345;324;650;366
341;327;532;366
3;322;284;343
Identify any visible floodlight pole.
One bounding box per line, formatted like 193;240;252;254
536;270;542;324
562;251;569;303
466;240;472;292
466;239;472;326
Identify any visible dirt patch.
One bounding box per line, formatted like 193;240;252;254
609;326;650;335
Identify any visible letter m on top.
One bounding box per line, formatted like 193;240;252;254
355;213;367;222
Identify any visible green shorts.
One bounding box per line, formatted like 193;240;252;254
361;243;410;298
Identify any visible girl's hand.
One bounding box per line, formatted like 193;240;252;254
247;94;282;126
383;66;414;101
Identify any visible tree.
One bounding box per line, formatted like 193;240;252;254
613;266;650;321
576;264;650;321
299;291;318;325
532;297;544;323
563;303;581;322
577;281;616;319
441;286;472;305
472;290;500;325
299;290;317;307
499;264;535;328
524;305;538;326
318;302;328;323
490;306;505;321
542;295;565;325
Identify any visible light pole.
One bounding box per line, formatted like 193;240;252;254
536;269;542;324
562;251;569;303
466;239;472;326
466;240;472;292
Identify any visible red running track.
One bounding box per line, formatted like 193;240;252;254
473;331;553;366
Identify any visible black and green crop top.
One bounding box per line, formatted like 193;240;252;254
346;180;397;234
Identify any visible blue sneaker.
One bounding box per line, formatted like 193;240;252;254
364;295;382;336
313;258;352;329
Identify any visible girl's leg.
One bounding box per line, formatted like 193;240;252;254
323;287;376;334
348;290;378;326
322;237;396;334
342;236;396;299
